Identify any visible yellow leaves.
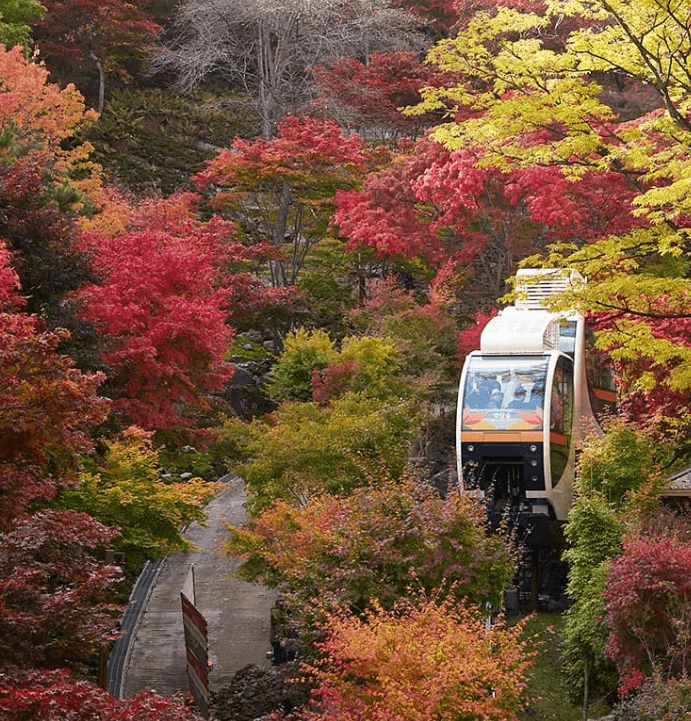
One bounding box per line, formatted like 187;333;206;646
545;0;610;20
634;172;691;225
560;0;691;108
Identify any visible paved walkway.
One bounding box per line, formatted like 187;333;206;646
121;475;277;699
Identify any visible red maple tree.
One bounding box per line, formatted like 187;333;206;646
604;535;691;695
0;510;122;669
0;668;203;720
310;52;457;138
75;194;237;431
0;243;109;526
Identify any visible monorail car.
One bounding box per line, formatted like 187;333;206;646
456;269;616;547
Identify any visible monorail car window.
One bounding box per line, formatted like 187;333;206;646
584;327;617;416
550;355;574;484
558;320;577;357
462;356;549;431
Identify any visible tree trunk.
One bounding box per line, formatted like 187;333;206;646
90;50;105;114
582;655;589;721
268;180;292;287
257;24;273;139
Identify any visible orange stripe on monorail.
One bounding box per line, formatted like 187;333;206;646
460;431;543;443
593;387;617;402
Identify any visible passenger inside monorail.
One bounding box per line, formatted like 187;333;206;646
462;356;548;431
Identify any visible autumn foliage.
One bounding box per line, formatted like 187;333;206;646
310;51;455;137
75;194;236;430
0;510;121;670
0;250;109;527
5;0;691;713
604;536;691;696
293;595;534;721
228;476;513;617
0;45;97;162
57;427;216;566
0;668;202;720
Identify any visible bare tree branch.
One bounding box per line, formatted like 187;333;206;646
149;0;428;137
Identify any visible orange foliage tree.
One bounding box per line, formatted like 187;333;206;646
293;594;534;721
0;45;101;203
227;476;513;642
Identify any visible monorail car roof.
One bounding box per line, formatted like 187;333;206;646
480;307;561;354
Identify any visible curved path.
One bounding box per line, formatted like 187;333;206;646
115;474;276;699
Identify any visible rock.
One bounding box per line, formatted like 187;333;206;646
210;664;292;721
242;331;264;344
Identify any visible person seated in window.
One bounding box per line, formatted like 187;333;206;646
508;385;530;409
465;381;483;409
487;388;503;408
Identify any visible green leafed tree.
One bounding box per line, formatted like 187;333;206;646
224;391;422;513
561;420;665;717
0;0;44;49
56;427;215;570
562;496;623;718
267;328;338;402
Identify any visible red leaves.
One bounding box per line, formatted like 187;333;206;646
505;166;644;244
333;138;531;270
604;536;691;695
76;194;236;430
194;116;367;201
31;0;161;68
0;510;122;669
310;52;457;136
0;668;202;720
311;360;359;405
0;243;21;311
0;296;109;528
456;307;497;361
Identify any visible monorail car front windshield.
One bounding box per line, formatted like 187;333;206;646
462;355;549;432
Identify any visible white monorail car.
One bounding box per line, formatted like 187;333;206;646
456;269;616;545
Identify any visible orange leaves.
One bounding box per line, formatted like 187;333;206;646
301;595;535;721
227;475;512;621
0;46;97;156
0;46;104;212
